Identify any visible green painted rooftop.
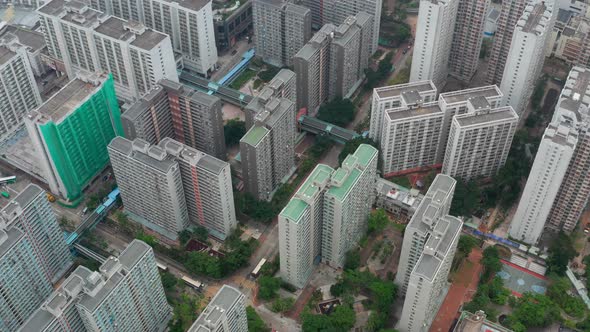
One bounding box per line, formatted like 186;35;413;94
241;125;269;146
296;164;334;198
327;168;361;201
280;198;308;223
351;144;377;167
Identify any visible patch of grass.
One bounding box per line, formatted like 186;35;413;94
229;69;257;89
388;176;411;188
392;223;406;232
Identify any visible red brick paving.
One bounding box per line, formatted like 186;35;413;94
288;284;315;320
429;248;483;332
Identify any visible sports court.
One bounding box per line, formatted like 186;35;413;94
497;260;548;297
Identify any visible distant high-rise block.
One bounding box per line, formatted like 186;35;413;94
485;0;527;85
449;0;490;82
83;0;218;75
443;105;518;180
240;96;295;201
122;79;227;160
279;145;378;288
499;0;556;115
0;42;42;143
410;0;459;88
25;72;123;200
188;285;247;332
294;13;371;113
38;0;179;101
298;0;382;53
253;0;311;67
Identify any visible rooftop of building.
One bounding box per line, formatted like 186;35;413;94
0;226;24;258
439;85;502;105
518;1;552;34
333;17;361;47
544;122;578;148
159;137;227;174
487;8;500;21
253;96;293;128
284;2;310;16
161;79;221;107
118;239;149;269
0;24;46;52
2;184;43;222
407;174;456;234
38;0;104;25
19;284;77;332
109;137;178;173
376;177;423;209
268;69;295;90
413;215;462;281
374;80;436;100
454;107;519;127
557;66;590;121
557;9;573;27
94;17;167;50
77;268;125;312
386;102;443;121
327;167;362;201
160;0;210;12
240;125;269;147
454;310;513;332
122;86;166;121
19;305;57;332
190;285;244;330
0;46;16;66
281;164;333;222
294;24;335;60
29;73;107;123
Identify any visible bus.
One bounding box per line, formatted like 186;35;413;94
156;261;168;272
250;258;267;279
0;176;16;185
182;275;204;291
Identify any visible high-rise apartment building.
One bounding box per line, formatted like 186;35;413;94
294;13;371;113
321;145;378;268
297;0;382;53
398;214;462;332
395;174;456;296
499;0;556;115
25;72;123;200
0;24;50;78
547;66;590;233
380;92;444;175
122;79;226;159
76;240;172;331
20;240;171;332
443;105;518;180
369;81;437;142
437;85;503;162
485;0;527;85
448;0;490;82
279;145;378;288
0;43;41;143
188;285;247;332
108;137;189;241
160;137;237;240
410;0;459;88
240;96;295;201
109;137;236;241
38;0;179;101
87;0;218;75
509;123;577;244
2;184;72;283
0;225;53;332
245;69;296;128
253;0;311;67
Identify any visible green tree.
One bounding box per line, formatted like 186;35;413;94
258;276;281;300
481;246;502;282
344;248;361;270
178;229;192;245
247;306;269;331
546;232;576;276
365;52;394;89
510;293;561;329
488;276;510;305
368;209;390;234
548;277;586;318
317;98;355;127
450;179;481;217
301;305;356;331
160;271;178;291
136;232;158;247
457;235;479;255
271;297;295;313
194;225;209;243
224;118;246;146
